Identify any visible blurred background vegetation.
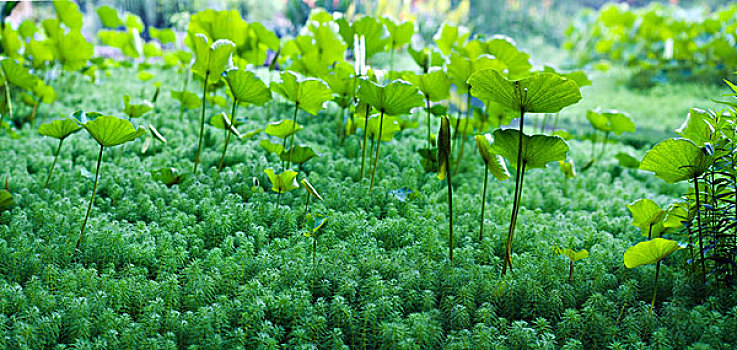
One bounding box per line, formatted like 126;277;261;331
12;0;737;45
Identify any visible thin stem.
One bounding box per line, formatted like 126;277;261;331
217;99;238;173
286;103;299;170
368;111;385;198
336;104;345;140
569;260;575;284
359;107;371;179
648;224;653;240
302;194;311;224
479;167;489;242
453;117;468;175
502;108;525;276
4;81;12;123
193;72;210;174
178;70;190;121
44;138;64;188
425;96;431;146
599;132;610;158
76;145;103;254
590;131;597;160
649;260;661;315
446;147;454;264
29;101;39;125
694;176;706;285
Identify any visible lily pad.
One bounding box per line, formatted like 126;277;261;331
0;189;12;210
265;119;302;139
357;79;424;116
469;70;582;114
627;198;664;230
123;95;153;118
82;115;147;147
170;90;200;109
475;134;511;181
38;118;81;140
259;139;284;156
624;238;683;268
404;69;451;102
489;129;570;169
279;145;319;164
223;68;272;105
639;138;714;184
264;168;299;194
615;152;640;168
271;71;333;116
555;247;589;262
191;34;235;84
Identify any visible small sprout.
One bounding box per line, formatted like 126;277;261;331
123;95;153;119
624;238;683;314
301;178;323;225
38;118;81;188
264;167;299;215
151;167;182;187
559;159;576;196
305;215;328;290
615;152;640;168
584;108;635;167
554;246;589;283
142;124;166;154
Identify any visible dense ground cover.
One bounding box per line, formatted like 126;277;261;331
1;2;737;349
2;64;735;348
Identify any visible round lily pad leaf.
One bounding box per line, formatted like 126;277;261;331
82;115;147;147
489;128;570;169
223;68;272;106
280;145;319;164
624;238;683;268
475;134;510;181
469;69;582;114
38;118;81;140
264;168;299;194
639;138;714;184
265;119;302;139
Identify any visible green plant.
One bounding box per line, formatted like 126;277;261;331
301;178;323;221
76;113;146;253
640;138;715;283
38;118;80;188
554;247;589;283
624;238;683;314
559;159;575;196
190;34;235;174
470;70;581;275
122;95;153;120
220;69;272;172
405;69;451;147
583;108;635;170
264;167;300;214
437;115;453;263
270;71;332;170
355;79;423;197
627;199;665;240
474;134;510;241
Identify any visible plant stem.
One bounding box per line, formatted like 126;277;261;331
44;138;64;189
286;103;299;170
569;260;575;284
649;260;661;315
178;70;190;121
336;104;345;140
590;131;597;161
479;167;489;242
453;118;468;175
446;147;454;264
502;108;526;276
4;81;12;123
694;176;706;285
29;101;39;125
193;72;209;174
77;145;103;254
648;224;653;240
303;194;311;224
368;111;385;198
217;99;238;173
599;132;610;158
425;96;431;146
359;107;371;180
